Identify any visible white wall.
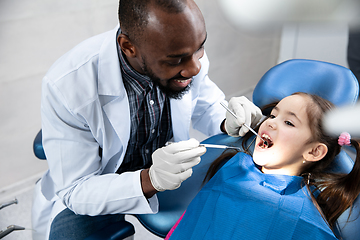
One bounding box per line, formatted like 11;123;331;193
196;0;281;99
0;0;119;190
278;23;349;67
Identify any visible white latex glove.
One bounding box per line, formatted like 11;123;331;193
149;138;206;192
225;96;263;137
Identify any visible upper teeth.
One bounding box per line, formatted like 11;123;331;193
175;80;187;83
261;134;271;141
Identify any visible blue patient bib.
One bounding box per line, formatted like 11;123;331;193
170;152;337;240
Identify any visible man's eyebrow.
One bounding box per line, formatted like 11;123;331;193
198;33;207;50
166;33;207;58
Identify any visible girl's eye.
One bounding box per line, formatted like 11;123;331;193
285;121;294;127
269;114;275;119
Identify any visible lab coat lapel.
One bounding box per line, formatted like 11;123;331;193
102;95;130;160
170;92;192;141
97;26;130;166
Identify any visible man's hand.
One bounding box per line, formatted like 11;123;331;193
225;96;262;137
148;138;206;192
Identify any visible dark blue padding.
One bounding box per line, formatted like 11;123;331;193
83;221;135;240
33;129;46;160
337;196;360;239
253;59;359;108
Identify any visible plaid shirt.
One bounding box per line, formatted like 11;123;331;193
116;34;173;174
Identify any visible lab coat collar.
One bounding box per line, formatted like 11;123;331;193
96;25;131;164
97;25;125;97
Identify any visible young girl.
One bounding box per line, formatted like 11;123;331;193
166;92;360;239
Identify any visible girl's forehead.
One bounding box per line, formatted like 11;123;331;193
275;95;311;121
277;94;309;109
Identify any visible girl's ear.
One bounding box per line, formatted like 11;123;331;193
303;143;328;162
117;34;137;58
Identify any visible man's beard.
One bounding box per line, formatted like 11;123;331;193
141;57;191;100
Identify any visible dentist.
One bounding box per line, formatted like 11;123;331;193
32;0;262;239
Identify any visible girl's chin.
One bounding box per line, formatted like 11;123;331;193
252;154;265;167
252;150;274;167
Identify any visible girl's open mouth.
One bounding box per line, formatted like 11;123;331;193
259;134;273;149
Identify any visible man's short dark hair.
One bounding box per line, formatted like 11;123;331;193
119;0;186;44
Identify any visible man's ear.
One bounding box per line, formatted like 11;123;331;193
117;33;137;58
303;143;328;162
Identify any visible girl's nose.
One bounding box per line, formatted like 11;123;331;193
267;119;276;129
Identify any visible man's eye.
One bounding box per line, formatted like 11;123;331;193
167;60;181;66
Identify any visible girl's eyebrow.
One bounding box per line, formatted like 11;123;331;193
273;106;302;123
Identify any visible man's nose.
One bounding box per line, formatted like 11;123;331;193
180;55;201;78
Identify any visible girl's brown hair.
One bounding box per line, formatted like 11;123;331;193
204;92;360;232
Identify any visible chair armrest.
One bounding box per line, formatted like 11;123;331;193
33;130;46;160
84;221;135;240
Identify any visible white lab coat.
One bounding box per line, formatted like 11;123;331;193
32;26;226;239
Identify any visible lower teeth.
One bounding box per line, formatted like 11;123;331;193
260;142;269;149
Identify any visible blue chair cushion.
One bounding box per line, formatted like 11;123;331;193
253;59;359;109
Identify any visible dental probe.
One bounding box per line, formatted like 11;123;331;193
220;102;268;145
165;142;241;150
200;143;241;150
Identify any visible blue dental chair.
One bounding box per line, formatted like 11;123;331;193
33;59;359;239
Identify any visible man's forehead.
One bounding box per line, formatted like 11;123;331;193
166;33;207;58
146;0;204;32
140;1;206;55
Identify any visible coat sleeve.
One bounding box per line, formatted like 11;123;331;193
41;71;158;216
190;51;227;136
